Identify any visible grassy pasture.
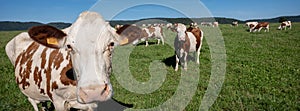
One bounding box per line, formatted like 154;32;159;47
0;23;299;110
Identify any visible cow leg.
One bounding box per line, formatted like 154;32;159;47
175;54;179;71
160;35;165;45
132;39;139;45
145;41;149;47
52;99;67;111
183;52;188;70
68;101;97;111
157;39;161;45
28;97;40;111
196;50;201;64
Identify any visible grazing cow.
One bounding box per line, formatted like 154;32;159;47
249;22;270;32
231;21;238;27
174;23;203;71
245;21;258;28
201;22;212;27
5;11;136;111
278;21;292;30
213;22;219;27
141;26;165;47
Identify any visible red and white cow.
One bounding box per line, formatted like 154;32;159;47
278;21;292;30
141;26;164;47
249;22;270;32
174;23;203;71
5;11;136;111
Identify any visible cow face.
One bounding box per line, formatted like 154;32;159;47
28;12;130;104
176;23;187;42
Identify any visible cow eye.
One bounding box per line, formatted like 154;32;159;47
109;42;114;47
67;45;73;51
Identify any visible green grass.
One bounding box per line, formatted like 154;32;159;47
0;23;299;111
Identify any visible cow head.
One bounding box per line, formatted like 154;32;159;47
28;11;132;104
176;23;187;42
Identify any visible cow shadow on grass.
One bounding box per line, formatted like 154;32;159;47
95;98;133;111
162;53;196;69
135;41;157;46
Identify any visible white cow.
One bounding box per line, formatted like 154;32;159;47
5;11;135;111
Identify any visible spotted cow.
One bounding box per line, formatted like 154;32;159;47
5;11;136;111
174;23;203;71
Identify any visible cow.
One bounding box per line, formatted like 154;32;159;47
200;22;212;27
5;11;137;111
213;22;219;27
174;23;203;71
245;21;258;28
278;21;292;30
249;22;270;32
141;26;165;47
231;21;238;27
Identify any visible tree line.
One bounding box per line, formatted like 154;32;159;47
0;15;299;31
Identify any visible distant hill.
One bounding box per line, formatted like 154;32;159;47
0;15;299;31
0;21;71;31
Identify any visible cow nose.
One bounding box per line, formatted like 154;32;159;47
78;84;112;103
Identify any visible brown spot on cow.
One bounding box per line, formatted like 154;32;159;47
60;60;77;86
40;89;46;95
187;26;202;50
52;81;59;91
41;48;48;69
34;66;42;88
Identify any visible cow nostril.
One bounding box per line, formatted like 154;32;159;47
101;84;108;95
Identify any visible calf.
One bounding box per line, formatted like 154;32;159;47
174;23;203;71
250;22;270;32
141;26;165;47
5;11;136;111
278;21;292;30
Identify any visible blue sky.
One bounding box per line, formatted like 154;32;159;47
0;0;299;23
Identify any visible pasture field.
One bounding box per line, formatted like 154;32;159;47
0;23;299;111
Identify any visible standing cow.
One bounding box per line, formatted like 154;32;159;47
141;26;165;47
278;21;292;30
5;11;137;111
174;23;203;71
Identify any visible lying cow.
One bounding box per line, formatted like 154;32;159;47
5;11;137;111
141;26;165;47
174;23;203;71
278;21;292;30
249;22;270;32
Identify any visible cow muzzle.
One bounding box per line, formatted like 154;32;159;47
78;84;112;103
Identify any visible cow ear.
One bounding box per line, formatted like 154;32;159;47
28;25;67;49
116;25;142;46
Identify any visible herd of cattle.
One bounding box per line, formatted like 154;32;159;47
4;11;293;111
